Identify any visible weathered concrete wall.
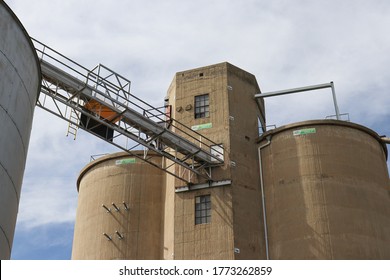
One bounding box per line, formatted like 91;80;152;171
161;157;175;260
0;1;41;260
166;62;264;259
167;63;232;182
226;64;265;259
72;152;165;259
259;120;390;259
174;187;234;259
161;78;177;260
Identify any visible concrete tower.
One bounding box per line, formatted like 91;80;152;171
0;1;41;259
163;62;266;259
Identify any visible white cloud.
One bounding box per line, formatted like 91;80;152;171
17;177;77;229
17;109;117;229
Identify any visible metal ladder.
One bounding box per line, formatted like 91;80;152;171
66;109;79;140
32;38;225;184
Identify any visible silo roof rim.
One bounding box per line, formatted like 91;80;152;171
257;119;388;159
76;150;161;191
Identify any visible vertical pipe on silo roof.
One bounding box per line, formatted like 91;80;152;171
330;82;341;120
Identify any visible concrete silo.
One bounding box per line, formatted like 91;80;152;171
71;151;165;259
258;120;390;259
0;1;41;259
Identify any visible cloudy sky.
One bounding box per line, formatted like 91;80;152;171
5;0;390;259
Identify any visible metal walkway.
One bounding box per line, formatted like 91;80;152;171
32;38;224;184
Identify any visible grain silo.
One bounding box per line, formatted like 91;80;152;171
258;120;390;259
71;63;390;260
71;151;165;259
0;1;41;259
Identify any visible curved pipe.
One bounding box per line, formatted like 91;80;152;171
258;135;272;260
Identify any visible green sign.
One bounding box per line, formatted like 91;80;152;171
293;128;316;136
191;123;212;131
115;158;136;165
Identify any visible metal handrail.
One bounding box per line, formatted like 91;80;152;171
32;38;225;161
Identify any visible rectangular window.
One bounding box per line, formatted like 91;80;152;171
194;94;210;119
195;195;211;225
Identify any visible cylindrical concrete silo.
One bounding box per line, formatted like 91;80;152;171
72;151;165;259
0;2;41;259
258;120;390;259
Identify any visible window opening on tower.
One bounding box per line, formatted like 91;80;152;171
195;195;211;224
194;94;210;119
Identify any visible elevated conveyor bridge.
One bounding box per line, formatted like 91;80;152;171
32;38;224;184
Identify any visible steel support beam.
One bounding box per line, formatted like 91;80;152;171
255;82;341;120
175;180;232;192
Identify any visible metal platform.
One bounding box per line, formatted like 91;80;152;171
32;38;224;184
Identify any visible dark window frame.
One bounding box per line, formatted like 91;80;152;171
195;195;211;225
194;94;210;119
